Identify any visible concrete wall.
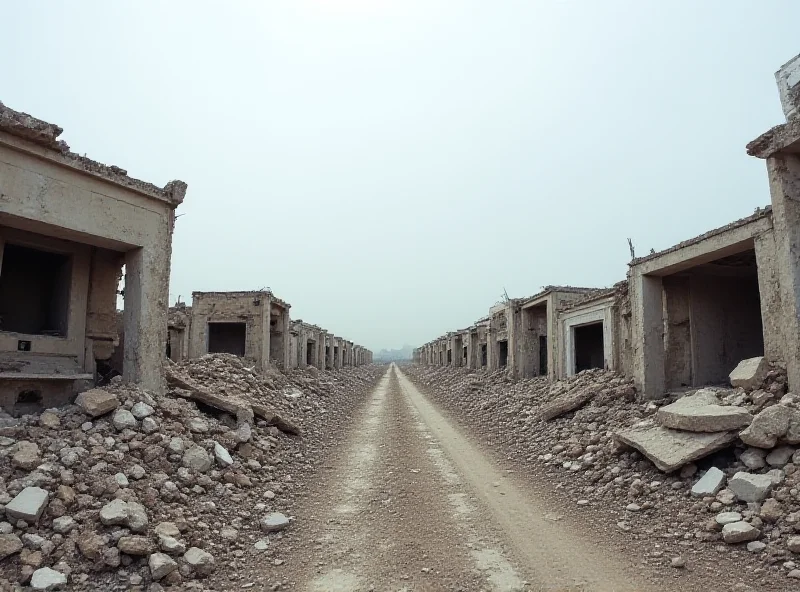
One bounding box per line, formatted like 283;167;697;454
189;292;271;370
0;117;184;395
558;297;617;378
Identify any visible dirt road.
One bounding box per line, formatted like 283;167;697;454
265;365;662;591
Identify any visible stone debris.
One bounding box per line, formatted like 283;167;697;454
656;390;752;432
260;512;290;533
5;487;49;523
30;567;67;590
614;423;736;472
729;472;774;503
404;363;800;585
74;389;120;417
730;357;769;391
722;521;761;544
149;552;178;580
0;354;381;590
691;467;725;497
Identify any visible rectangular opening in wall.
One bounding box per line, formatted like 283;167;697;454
306;340;315;365
463;346;468;363
0;244;71;336
447;349;452;364
539;335;548;375
208;322;246;357
498;340;508;368
574;322;604;373
663;247;764;387
480;344;487;367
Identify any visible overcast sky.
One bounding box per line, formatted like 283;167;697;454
1;1;797;352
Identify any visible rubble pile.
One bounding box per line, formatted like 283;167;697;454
0;354;382;591
404;360;800;583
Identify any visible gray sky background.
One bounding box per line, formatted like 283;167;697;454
1;1;797;352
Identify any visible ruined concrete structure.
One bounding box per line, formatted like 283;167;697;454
0;101;186;413
186;291;371;371
414;53;800;401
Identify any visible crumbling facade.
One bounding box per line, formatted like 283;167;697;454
0;102;186;411
413;52;800;401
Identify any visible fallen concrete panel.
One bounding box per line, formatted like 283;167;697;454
657;392;752;433
614;422;737;472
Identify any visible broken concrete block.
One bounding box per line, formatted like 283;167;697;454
5;487;48;523
260;512;290;533
739;405;793;448
740;447;767;470
74;389;119;417
729;472;774;502
730;357;768;391
766;446;795;467
691;467;725;497
722;521;761;544
613;422;737;472
657;391;752;432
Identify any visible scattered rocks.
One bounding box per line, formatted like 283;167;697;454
740;448;767;470
117;535;152;556
716;512;743;526
213;442;233;467
112;408;137;430
740;405;793;449
766;446;795;467
12;441;41;470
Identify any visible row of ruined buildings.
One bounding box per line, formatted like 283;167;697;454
166;292;371;372
415;53;800;401
0;100;371;417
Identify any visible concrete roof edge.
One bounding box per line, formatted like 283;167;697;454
0;100;187;206
629;207;773;268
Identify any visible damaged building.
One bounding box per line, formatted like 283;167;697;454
0;101;186;412
187;291;291;370
415;54;800;402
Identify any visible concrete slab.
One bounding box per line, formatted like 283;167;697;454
614;422;737;473
657;391;752;432
730;357;768;390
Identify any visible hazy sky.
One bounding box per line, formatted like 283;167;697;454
1;1;797;352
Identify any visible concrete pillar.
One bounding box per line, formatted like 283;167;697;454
123;244;169;394
326;335;335;370
630;271;665;400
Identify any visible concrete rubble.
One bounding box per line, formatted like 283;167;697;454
405;362;800;581
0;354;381;589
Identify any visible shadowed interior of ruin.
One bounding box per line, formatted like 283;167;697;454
663;248;764;388
499;340;508;368
480;344;487;367
574;322;604;372
0;243;71;336
270;312;285;363
207;322;246;357
306;340;315;365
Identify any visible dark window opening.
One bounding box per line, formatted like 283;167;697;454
14;389;43;417
0;244;71;336
463;346;468;363
539;335;548;375
208;322;246;357
447;349;452;364
480;344;487;367
574;322;604;373
498;340;508;368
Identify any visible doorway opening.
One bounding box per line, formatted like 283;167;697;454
574;322;604;373
498;340;508;368
208;322;246;357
